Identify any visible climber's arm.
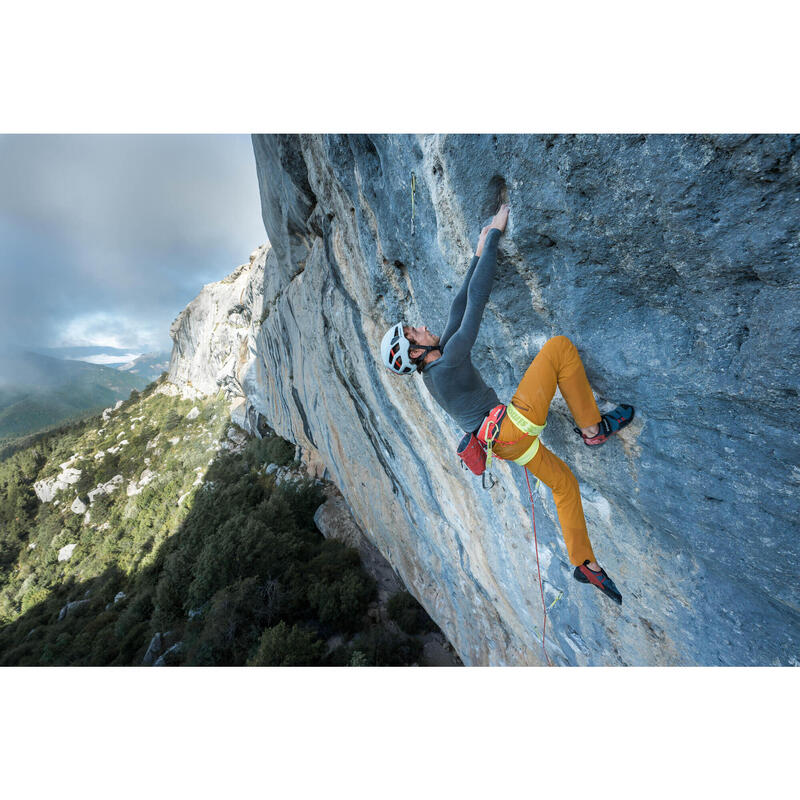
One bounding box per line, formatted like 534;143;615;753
440;225;495;347
442;228;501;360
439;254;480;347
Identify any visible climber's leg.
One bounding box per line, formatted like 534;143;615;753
493;335;599;566
523;442;596;566
511;335;601;430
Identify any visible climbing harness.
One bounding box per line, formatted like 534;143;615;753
476;403;507;475
455;403;547;490
410;172;416;236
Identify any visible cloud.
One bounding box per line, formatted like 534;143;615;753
0;134;267;351
59;312;165;351
66;353;142;365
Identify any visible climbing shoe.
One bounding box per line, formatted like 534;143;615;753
573;560;623;605
575;404;635;447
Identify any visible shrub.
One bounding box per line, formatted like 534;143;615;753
348;650;369;667
303;540;375;631
163;409;181;431
20;587;49;614
247;621;326;666
261;436;295;467
348;626;423;666
387;591;438;636
183;577;277;666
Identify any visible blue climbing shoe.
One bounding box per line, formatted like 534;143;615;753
573;560;623;605
575;404;635;447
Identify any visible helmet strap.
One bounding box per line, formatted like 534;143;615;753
410;343;441;363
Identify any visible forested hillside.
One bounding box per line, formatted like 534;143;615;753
0;350;147;451
0;379;446;666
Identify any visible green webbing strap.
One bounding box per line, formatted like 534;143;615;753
506;404;546;466
411;172;416;236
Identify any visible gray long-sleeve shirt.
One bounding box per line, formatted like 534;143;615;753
422;227;501;433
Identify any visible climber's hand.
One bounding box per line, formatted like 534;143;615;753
476;225;490;257
490;203;510;232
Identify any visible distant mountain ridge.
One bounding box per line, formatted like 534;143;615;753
0;349;147;447
33;346;170;380
116;352;170;381
33;345;138;360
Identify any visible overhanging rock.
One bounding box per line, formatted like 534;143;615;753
197;134;800;665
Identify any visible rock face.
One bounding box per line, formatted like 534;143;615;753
142;631;179;666
169;134;799;666
167;247;267;400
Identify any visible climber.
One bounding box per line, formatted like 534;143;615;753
380;203;634;606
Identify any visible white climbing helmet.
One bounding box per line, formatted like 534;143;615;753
381;322;417;375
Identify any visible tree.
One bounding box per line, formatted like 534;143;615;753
247;622;325;666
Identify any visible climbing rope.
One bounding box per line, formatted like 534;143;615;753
524;469;553;666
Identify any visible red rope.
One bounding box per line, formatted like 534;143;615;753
525;469;552;667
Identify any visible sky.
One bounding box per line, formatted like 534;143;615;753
0;134;267;355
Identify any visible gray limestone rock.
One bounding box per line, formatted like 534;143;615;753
58;599;89;621
247;134;800;666
142;631;178;666
70;496;87;515
34;467;82;503
87;474;124;504
170;134;800;666
153;642;183;666
57;543;77;562
166;247;267;401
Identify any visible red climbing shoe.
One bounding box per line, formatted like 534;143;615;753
573;560;623;605
575;404;635;447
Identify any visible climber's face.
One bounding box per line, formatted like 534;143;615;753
403;325;439;358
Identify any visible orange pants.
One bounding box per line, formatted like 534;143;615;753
492;336;602;565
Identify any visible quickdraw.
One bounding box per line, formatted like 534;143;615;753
410;172;416;236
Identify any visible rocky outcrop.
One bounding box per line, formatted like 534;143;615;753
142;631;179;666
166;247;267;401
57;598;89;620
57;543;77;562
169;134;799;666
127;468;156;497
34;466;81;503
87;475;124;504
70;497;87;515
